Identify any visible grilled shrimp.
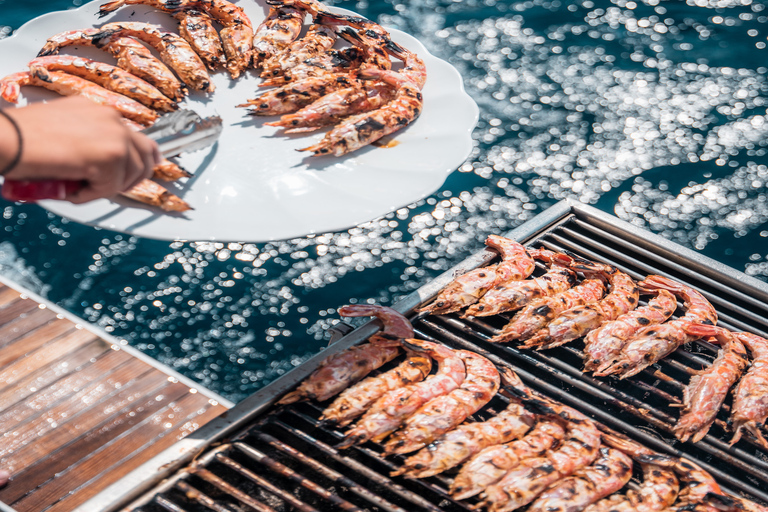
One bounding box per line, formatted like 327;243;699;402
480;379;603;512
730;332;768;447
95;22;213;91
122;179;191;211
598;275;718;379
39;29;186;101
253;5;305;65
99;1;226;68
524;263;639;350
28;56;177;112
463;249;577;318
672;325;748;443
596;433;679;512
239;73;357;116
261;23;337;79
393;398;536;479
1;69;158;126
278;304;412;404
300;43;426;156
420;235;535;316
338;339;466;448
99;0;253;78
450;418;565;500
320;351;431;427
526;447;633;512
490;279;606;343
152;159;192;181
267;80;397;133
583;289;677;374
278;342;401;405
383;349;500;455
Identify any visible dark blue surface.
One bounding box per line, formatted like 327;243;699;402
2;0;768;402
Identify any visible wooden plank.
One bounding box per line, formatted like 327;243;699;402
0;369;173;477
0;339;109;411
0;286;22;306
0;349;133;431
0;317;75;369
46;401;227;512
2;381;194;509
0;328;101;397
0;307;59;350
17;393;226;512
0;298;41;345
0;357;156;462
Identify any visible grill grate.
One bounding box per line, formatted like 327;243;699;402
126;201;768;511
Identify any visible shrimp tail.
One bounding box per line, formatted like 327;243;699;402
98;0;126;17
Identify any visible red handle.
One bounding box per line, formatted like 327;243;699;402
2;180;83;202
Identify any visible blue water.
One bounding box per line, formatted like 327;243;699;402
2;0;768;403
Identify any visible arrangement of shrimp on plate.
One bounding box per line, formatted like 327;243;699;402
276;300;768;512
0;0;428;212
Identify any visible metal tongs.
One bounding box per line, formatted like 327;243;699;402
1;110;223;202
142;109;223;158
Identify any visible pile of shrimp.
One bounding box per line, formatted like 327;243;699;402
279;308;768;511
417;237;768;448
0;0;425;211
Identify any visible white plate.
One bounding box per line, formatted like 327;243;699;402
0;1;478;242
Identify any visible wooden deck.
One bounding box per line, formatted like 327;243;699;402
0;282;230;512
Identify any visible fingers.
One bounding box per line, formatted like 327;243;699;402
66;128;160;204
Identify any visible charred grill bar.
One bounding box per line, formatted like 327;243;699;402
122;199;768;511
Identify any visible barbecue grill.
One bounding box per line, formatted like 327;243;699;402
77;199;768;512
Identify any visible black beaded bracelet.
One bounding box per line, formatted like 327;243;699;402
0;109;23;177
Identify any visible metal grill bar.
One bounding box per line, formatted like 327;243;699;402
124;201;768;512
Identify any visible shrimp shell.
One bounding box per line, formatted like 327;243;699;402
319;351;431;427
392;400;535;479
267;80;397;134
99;1;227;69
252;6;305;65
336;304;414;340
673;325;748;444
450;419;565;500
39;29;187;101
100;0;253;78
523;266;639;350
338;339;466;449
299;58;424;156
152;159;192;181
122;179;192;211
594;433;679;512
583;289;677;374
383;349;500;455
526;447;634;512
96;22;213;91
1;70;158;127
239;73;356;116
730;332;768;448
463;263;577;318
28;55;177;112
489;278;606;343
420;235;535;316
260;24;337;79
598;275;718;379
278;342;401;405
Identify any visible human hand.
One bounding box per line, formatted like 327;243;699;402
0;96;161;203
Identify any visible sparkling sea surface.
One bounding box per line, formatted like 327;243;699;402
1;0;767;403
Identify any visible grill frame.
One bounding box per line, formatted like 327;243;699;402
78;198;768;512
